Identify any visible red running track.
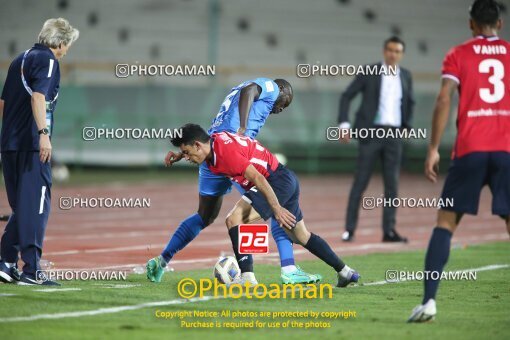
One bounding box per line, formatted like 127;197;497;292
0;173;507;272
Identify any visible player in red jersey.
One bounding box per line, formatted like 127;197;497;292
170;124;360;287
409;0;510;323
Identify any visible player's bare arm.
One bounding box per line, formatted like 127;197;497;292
0;99;4;117
425;78;458;183
164;150;183;167
244;164;296;229
31;91;52;163
237;83;261;135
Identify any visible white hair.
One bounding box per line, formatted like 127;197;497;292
38;18;79;48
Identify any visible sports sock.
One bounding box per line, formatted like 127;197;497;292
228;225;253;273
241;272;256;280
304;233;345;272
339;264;353;278
158;255;167;268
161;213;205;263
423;227;452;304
281;265;298;274
271;218;295;267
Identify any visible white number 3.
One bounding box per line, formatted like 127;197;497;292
479;59;505;103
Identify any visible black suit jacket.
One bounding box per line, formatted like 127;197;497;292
338;63;415;130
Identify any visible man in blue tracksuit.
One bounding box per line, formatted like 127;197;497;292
0;18;79;285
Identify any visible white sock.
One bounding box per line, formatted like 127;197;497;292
339;265;352;278
157;255;167;268
281;265;297;274
241;272;255;279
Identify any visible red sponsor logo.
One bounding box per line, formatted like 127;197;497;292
238;224;269;254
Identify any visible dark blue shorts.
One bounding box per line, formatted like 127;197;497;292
198;162;232;196
243;164;303;223
440;151;510;216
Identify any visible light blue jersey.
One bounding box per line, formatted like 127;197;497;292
208;78;279;139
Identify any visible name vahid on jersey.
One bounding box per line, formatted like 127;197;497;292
473;45;507;55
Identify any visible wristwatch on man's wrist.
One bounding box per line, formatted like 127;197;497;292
38;127;49;135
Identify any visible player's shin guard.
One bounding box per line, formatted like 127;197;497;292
228;225;253;273
304;233;345;272
271;218;294;267
423;227;452;304
161;213;205;263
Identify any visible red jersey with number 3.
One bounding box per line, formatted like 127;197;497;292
207;131;279;190
442;36;510;158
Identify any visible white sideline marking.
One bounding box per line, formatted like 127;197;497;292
44;245;166;256
0;293;17;297
361;264;510;286
43;229;354;256
45;230;170;241
43;239;400;259
0;263;507;323
77;264;142;271
96;284;141;289
43;233;508;271
32;288;82;293
174;234;507;263
45;250;80;256
0;296;219;323
43;231;508;257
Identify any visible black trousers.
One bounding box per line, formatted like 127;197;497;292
345;138;403;234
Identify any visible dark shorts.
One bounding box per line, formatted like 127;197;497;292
440;151;510;216
243;164;303;223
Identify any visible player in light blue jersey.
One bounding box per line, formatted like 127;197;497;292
147;78;321;285
208;78;282;139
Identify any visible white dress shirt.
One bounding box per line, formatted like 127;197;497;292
374;63;402;127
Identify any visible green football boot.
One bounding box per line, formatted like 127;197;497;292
146;256;165;283
281;266;322;284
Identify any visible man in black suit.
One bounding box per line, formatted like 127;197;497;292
338;36;414;243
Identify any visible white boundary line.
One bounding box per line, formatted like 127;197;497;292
42;232;508;257
32;288;82;293
35;233;509;273
0;296;220;323
0;263;507;323
49;233;507;271
361;264;510;286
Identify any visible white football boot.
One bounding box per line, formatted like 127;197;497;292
408;299;437;323
227;272;258;287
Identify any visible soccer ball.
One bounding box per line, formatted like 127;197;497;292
213;256;241;284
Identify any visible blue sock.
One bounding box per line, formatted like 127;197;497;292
271;218;295;267
423;227;452;304
161;213;205;263
304;233;345;272
228;225;253;273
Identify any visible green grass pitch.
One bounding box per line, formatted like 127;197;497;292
0;242;508;340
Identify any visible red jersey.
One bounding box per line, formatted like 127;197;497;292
442;35;510;158
207;131;279;190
